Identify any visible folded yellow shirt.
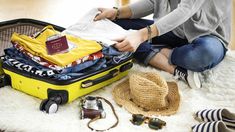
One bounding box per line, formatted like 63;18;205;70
11;25;102;67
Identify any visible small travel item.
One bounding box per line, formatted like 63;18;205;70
46;34;69;55
80;96;106;119
130;114;166;130
80;96;119;131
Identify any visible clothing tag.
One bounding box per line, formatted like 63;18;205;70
46;35;69;55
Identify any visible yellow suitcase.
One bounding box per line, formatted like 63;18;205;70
0;19;133;113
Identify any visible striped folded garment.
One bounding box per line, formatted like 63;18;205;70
12;42;104;71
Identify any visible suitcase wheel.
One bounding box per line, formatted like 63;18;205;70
40;99;58;114
39;99;49;111
0;75;5;88
0;74;11;88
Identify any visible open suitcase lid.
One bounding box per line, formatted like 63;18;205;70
0;18;133;85
0;18;65;56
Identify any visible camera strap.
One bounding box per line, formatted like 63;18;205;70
87;96;119;132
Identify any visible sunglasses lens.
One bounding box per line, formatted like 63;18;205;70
148;124;160;130
130;114;145;125
148;118;166;130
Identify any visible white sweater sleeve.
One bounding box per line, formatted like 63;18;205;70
128;0;154;18
155;0;206;36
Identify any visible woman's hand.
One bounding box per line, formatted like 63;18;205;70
94;8;117;21
114;31;144;52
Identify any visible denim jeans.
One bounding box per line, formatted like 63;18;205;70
102;46;133;64
4;48;50;70
55;58;107;80
114;19;227;72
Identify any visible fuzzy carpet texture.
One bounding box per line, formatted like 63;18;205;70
0;51;235;132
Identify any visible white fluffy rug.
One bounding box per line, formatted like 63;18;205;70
0;51;235;132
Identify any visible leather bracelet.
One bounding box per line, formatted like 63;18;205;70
113;7;120;20
146;25;152;43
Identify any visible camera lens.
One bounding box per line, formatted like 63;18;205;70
130;114;145;125
86;96;96;101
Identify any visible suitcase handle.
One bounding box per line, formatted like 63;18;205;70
81;69;119;88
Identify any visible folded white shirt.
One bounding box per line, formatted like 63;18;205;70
63;8;135;46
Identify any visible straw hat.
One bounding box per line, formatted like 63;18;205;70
112;72;180;116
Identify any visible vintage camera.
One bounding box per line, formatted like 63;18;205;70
80;96;106;119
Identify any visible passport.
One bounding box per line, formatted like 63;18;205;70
46;35;69;55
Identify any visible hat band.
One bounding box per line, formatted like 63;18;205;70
130;96;170;112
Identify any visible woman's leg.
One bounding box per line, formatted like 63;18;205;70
148;35;226;88
169;35;227;72
145;32;188;74
139;34;225;89
135;31;188;73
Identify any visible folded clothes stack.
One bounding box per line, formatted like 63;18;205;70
2;25;132;80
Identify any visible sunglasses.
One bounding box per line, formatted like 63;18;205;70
130;114;166;130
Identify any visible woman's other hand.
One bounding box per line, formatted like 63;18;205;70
114;31;144;52
94;8;118;21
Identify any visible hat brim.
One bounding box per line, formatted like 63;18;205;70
112;78;180;116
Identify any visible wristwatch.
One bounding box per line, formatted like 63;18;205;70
146;25;152;43
113;7;120;20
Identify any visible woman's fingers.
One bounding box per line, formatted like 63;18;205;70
112;36;125;42
94;7;117;21
94;8;105;21
94;13;106;21
114;40;134;52
97;8;105;12
115;41;127;49
119;45;133;52
94;13;105;21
